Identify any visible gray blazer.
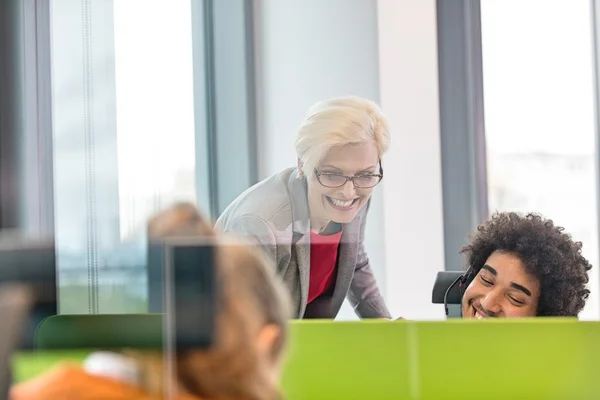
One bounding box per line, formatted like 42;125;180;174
215;167;391;319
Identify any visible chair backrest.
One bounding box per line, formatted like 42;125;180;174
0;285;33;398
431;270;463;304
34;314;164;350
0;237;56;349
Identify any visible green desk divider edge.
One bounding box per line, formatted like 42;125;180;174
12;316;600;399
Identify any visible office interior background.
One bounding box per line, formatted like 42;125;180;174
1;0;599;321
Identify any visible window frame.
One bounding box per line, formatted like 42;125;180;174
437;0;489;273
2;0;260;314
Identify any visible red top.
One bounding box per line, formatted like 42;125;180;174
307;229;343;304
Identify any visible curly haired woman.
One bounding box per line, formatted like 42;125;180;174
460;212;592;318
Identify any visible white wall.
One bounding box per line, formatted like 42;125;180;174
253;0;382;177
377;0;446;320
253;0;446;320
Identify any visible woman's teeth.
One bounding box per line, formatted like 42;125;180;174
330;198;354;208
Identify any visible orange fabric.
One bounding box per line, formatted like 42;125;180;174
10;364;200;400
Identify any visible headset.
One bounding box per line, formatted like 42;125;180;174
432;266;476;316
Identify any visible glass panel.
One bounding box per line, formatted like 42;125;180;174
50;0;197;313
481;0;599;319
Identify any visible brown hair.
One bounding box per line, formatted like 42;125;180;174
141;202;291;400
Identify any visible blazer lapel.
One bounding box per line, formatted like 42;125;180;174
293;231;310;317
330;219;360;314
288;169;311;317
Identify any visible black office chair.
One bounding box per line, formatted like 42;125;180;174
35;314;164;350
36;238;220;352
0;284;33;400
432;271;464;316
0;237;57;349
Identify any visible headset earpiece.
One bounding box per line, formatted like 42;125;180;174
459;266;475;297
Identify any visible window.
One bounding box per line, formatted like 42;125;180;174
50;0;198;313
481;0;599;319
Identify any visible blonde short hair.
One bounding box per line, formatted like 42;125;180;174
295;96;391;171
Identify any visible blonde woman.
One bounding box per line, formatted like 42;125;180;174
11;203;292;400
217;96;392;319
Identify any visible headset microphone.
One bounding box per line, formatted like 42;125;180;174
444;275;463;316
433;267;474;316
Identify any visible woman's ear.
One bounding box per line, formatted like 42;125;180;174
256;324;281;360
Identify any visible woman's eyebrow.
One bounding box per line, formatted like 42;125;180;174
481;264;497;275
510;282;532;297
319;165;342;171
357;165;378;173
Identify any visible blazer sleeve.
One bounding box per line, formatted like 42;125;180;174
224;215;278;269
346;201;392;319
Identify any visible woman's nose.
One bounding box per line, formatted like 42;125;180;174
480;290;503;315
340;179;357;198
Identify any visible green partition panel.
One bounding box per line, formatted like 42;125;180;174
414;319;600;399
281;320;411;399
282;319;600;399
13;351;89;383
13;315;600;399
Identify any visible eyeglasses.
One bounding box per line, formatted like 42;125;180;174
314;162;384;189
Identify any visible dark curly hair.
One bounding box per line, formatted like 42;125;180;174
460;212;592;317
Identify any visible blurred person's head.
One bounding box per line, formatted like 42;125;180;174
145;202;292;400
460;212;591;319
294;96;390;230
